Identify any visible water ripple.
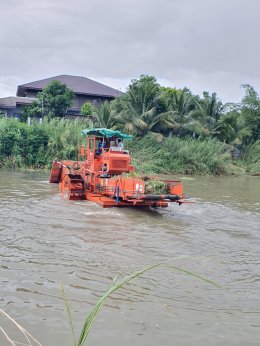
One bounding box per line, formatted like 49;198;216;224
0;170;260;345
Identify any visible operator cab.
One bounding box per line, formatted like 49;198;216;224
79;129;134;174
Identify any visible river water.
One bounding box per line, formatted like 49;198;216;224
0;169;259;346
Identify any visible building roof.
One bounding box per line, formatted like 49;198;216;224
17;75;122;98
0;96;36;109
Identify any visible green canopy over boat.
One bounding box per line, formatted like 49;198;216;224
81;128;132;140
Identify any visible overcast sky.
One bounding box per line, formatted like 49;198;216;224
0;0;259;102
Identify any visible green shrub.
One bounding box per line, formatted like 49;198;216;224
242;140;260;175
127;135;232;175
0;118;257;175
0;117;90;168
81;102;93;116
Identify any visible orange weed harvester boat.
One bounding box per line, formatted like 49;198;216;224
50;128;186;208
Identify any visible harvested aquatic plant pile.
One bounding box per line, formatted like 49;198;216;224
144;178;168;194
121;173;169;194
120;172;139;178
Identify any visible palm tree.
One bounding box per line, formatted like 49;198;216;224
126;75;161;116
192;92;225;136
93;101;116;128
113;76;173;138
240;84;260;144
214;111;241;143
114;82;205;139
161;87;205;137
113;106;173;139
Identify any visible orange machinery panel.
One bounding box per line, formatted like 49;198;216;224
102;151;131;173
169;182;183;196
99;177;145;199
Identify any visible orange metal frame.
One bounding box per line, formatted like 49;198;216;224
50;135;185;208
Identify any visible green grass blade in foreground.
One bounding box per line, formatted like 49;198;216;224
164;265;222;288
61;284;77;346
77;262;221;345
77;263;161;346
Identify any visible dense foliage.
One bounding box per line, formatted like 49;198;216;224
127;135;233;175
0;75;259;175
22;80;74;119
81;102;93;116
0;118;89;168
0;116;258;175
107;76;260;147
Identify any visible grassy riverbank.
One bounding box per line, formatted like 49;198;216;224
0;118;87;168
127;135;233;175
0;117;259;175
127;136;260;176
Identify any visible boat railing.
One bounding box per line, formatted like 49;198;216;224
102;147;129;154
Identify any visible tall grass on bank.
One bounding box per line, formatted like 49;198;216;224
243;140;260;175
0;117;89;169
127;135;233;175
1;117;258;175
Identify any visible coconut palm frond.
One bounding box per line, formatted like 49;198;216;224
133;117;148;130
146;131;164;142
93;101;116;129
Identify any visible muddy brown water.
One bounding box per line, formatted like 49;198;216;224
0;169;259;346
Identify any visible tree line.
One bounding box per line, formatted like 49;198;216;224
21;75;260;149
1;75;257;175
90;76;260;149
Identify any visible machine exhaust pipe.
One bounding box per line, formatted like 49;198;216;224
141;194;180;201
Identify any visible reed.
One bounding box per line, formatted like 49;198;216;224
0;117;244;175
127;135;233;175
242;140;260;175
0;262;220;345
62;262;220;346
0;307;42;346
0;117;89;169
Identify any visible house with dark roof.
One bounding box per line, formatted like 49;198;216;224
17;75;122;115
0;97;37;118
0;75;122;118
